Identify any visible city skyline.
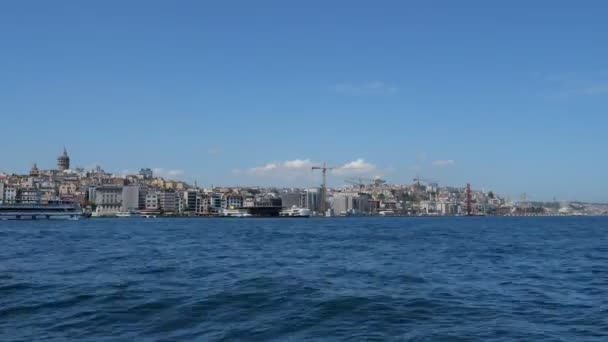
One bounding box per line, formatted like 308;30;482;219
2;1;608;202
1;146;604;205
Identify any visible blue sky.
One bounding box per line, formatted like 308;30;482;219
1;1;607;202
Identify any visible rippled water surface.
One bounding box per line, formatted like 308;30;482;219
1;217;607;341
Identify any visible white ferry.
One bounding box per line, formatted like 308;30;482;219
115;210;141;218
0;201;81;220
280;206;311;217
219;208;252;217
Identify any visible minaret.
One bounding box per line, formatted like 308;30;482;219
57;146;70;171
30;163;40;177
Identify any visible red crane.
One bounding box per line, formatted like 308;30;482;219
466;183;472;216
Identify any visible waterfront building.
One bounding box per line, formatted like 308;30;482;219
4;187;16;203
183;190;200;213
145;192;159;210
57;147;70;171
280;192;304;208
158;191;178;213
138;187;148;209
222;194;243;209
94;185;122;216
86;186;97;206
121;185;140;211
243;197;255;208
329;192;371;215
419;200;439;215
209;193;222;212
0;182;3;202
253;197;282;207
19;188;41;204
304;188;321;212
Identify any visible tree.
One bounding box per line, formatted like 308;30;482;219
488;191;495;199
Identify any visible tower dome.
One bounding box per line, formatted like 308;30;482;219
57;146;70;171
30;163;40;177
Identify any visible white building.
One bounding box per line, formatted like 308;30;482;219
59;183;78;196
243;197;255;208
145;193;159;210
209;193;222;211
19;189;41;204
94;186;123;216
222;194;243;209
158;191;178;213
121;186;140;211
4;187;16;203
330;192;371;215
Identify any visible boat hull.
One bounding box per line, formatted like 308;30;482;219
0;203;82;221
0;212;80;220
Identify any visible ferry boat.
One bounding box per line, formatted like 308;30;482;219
219;208;252;217
0;201;81;220
280;206;311;217
115;210;140;218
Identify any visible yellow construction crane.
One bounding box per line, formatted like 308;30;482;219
312;162;334;214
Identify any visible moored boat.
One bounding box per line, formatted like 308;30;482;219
0;201;81;220
280;206;311;217
115;210;140;218
219;208;252;217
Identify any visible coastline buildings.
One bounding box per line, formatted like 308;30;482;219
1;147;606;216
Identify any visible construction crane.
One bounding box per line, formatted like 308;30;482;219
312;162;334;214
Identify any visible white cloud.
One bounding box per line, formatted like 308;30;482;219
331;81;397;95
332;158;377;175
539;71;608;97
284;159;313;169
153;168;185;179
207;147;222;156
247;158;379;180
575;84;608;95
250;163;279;173
431;160;455;167
249;159;314;175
